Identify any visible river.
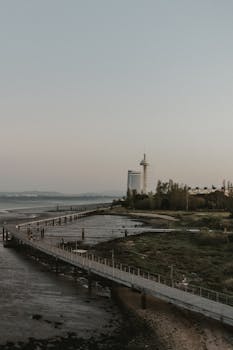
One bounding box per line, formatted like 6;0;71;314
0;200;151;349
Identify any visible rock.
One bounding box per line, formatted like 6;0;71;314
32;314;42;320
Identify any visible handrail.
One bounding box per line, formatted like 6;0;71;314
9;227;233;308
17;207;107;228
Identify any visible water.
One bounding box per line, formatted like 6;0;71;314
0;199;149;349
0;197;113;226
0;243;120;345
0;196;113;211
44;214;144;246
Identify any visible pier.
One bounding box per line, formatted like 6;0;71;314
3;209;233;328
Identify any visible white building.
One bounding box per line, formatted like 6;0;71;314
127;170;141;193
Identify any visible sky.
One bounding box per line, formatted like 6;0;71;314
1;0;233;194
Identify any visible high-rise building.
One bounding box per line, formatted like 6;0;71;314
127;170;141;193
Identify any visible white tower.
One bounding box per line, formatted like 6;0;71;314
140;153;149;193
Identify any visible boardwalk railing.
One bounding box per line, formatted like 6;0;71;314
16;208;105;228
5;224;233;327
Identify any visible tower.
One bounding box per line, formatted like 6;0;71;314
140;153;149;194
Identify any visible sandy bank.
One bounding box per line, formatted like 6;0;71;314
115;287;233;350
130;212;179;221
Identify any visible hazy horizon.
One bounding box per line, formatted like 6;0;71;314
1;1;233;194
0;189;124;196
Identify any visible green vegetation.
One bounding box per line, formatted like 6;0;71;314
116;179;233;212
95;228;233;294
169;211;233;230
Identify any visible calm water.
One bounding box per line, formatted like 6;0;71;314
0;197;113;211
0;200;149;348
44;214;144;246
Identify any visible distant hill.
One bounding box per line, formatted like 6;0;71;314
0;191;123;199
0;191;64;198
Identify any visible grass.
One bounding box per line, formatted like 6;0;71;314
94;229;233;294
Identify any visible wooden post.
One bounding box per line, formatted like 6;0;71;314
82;228;85;241
41;228;45;239
73;266;78;281
88;270;92;293
55;258;59;274
141;291;146;309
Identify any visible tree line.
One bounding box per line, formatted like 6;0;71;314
118;180;233;212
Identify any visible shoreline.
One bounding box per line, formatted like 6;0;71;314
0;206;154;350
2;206;233;349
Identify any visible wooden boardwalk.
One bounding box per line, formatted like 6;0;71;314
4;211;233;327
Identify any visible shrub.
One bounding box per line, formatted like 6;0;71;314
196;231;226;245
223;278;233;291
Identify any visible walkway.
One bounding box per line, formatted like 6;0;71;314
4;211;233;328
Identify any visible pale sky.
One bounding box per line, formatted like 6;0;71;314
1;0;233;193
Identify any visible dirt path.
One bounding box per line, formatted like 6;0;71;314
129;212;179;221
